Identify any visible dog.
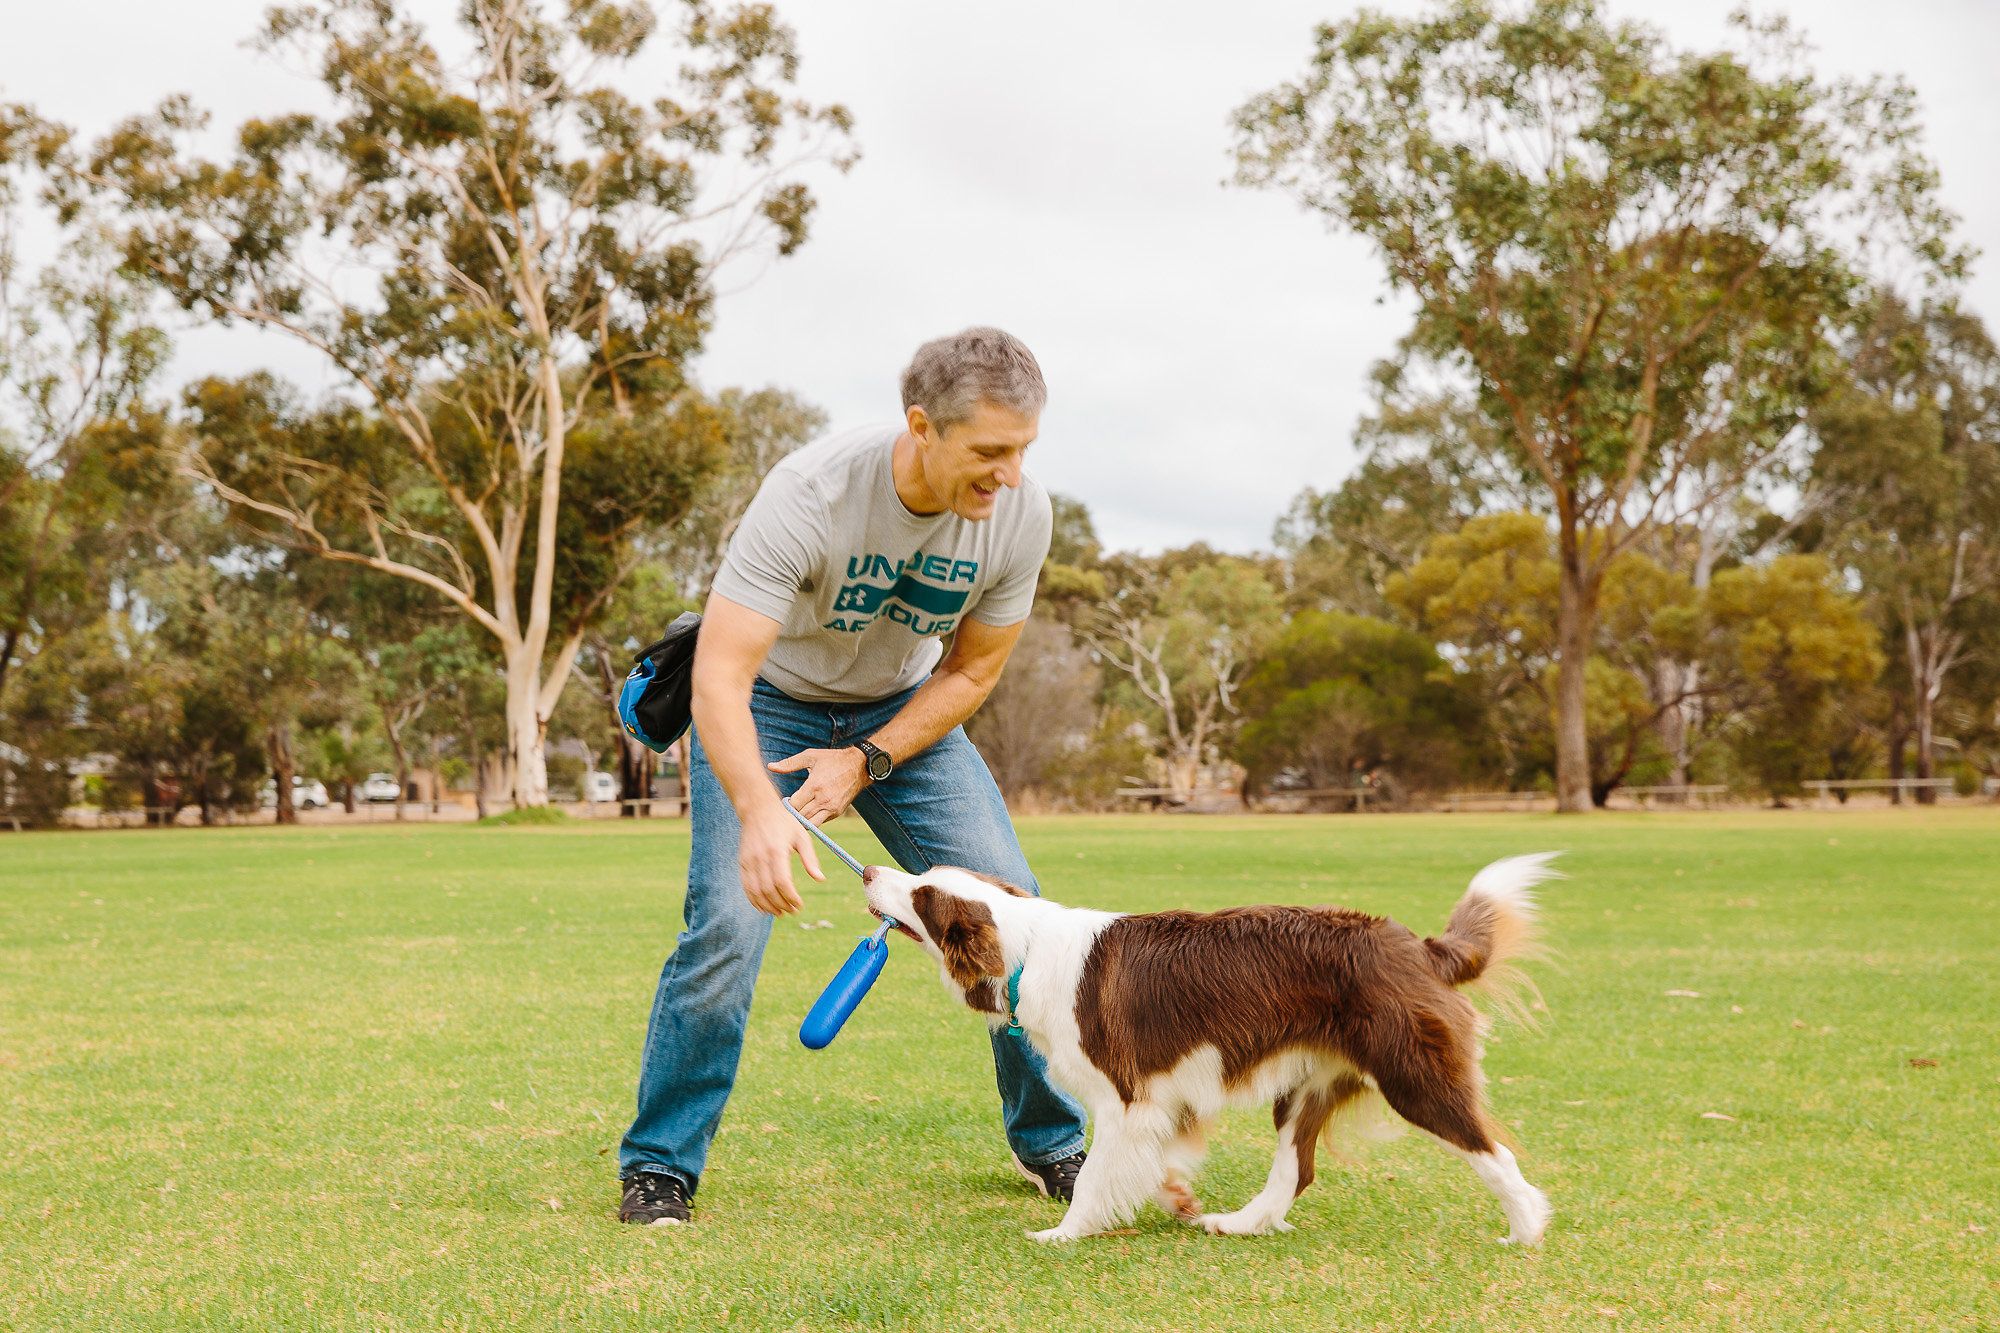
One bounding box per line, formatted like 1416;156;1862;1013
860;854;1558;1246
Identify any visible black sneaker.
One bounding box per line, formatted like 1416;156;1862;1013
619;1171;691;1225
1011;1151;1087;1203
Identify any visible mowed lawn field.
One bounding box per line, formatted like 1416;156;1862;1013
3;811;1997;1331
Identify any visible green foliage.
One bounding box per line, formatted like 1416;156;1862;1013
1036;707;1154;813
1803;297;2000;783
1235;611;1478;800
476;804;571;826
1046;492;1101;569
1071;550;1285;797
1277;364;1520;616
78;0;855;804
544;751;586;799
3;112;177;814
1705;554;1884;801
1388;512;1685;798
1236;0;1964;808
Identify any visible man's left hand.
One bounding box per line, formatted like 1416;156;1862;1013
768;746;870;824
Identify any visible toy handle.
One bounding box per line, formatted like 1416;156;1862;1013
799;932;891;1049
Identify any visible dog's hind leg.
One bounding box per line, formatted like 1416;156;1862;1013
1448;1141;1551;1247
1368;1022;1551;1247
1028;1103;1170;1244
1197;1080;1353;1237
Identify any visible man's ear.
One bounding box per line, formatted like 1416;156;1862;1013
911;883;1005;989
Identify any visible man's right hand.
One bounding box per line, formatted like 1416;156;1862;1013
737;801;824;916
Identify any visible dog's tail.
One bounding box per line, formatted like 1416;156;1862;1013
1423;852;1559;1028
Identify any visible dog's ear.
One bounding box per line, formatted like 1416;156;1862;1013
911;883;1005;989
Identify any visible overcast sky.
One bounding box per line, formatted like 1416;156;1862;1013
8;1;1997;553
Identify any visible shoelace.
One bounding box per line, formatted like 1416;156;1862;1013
631;1173;686;1205
1045;1154;1084;1187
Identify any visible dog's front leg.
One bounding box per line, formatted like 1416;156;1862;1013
1027;1105;1165;1244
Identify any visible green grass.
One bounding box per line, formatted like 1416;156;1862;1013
476;805;573;827
3;810;1996;1331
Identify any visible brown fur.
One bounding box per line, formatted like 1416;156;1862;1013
1075;905;1507;1155
1428;890;1546;1030
910;883;1006;1000
1275;1074;1368;1196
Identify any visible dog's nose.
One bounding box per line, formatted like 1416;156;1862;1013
861;865;879;886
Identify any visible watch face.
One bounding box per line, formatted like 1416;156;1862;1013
867;750;892;781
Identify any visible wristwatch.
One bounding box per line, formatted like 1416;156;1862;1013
854;738;894;783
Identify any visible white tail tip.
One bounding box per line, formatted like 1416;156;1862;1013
1467;852;1564;912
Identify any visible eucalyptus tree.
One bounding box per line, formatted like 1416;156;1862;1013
1807;298;2000;799
2;104;172;731
1236;0;1962;810
1061;551;1285;803
658;385;823;599
1275;359;1520;617
1704;555;1884;803
83;0;854;805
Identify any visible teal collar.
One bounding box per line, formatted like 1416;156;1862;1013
1003;962;1025;1036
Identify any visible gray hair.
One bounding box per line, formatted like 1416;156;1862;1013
900;326;1047;430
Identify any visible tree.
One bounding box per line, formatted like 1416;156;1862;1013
1046;492;1102;569
1234;610;1479;804
1388;512;1699;802
658;386;824;598
84;0;855;806
299;553;474;818
569;562;691;813
2;105;173;750
1063;551;1284;802
226;562;359;824
88;558;276;826
964;614;1100;802
1277;361;1521;617
1236;0;1962;810
1806;297;2000;800
1704;554;1883;803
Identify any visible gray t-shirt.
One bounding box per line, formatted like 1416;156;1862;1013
711;423;1053;703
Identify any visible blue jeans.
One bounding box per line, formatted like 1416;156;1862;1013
619;678;1089;1193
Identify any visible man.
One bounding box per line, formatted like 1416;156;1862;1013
618;327;1090;1225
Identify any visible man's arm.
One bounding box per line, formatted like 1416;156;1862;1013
773;615;1030;823
692;591;824;915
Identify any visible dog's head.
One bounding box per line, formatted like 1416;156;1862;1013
862;865;1032;1016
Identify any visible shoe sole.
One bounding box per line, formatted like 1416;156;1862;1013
1010;1154;1057;1200
617;1211;687;1226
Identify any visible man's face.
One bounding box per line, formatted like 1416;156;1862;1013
909;398;1038;521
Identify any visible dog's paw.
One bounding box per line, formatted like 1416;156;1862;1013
1499;1191;1552;1247
1026;1225;1083;1245
1197;1209;1291;1237
1157;1183;1204;1223
1497;1188;1552;1247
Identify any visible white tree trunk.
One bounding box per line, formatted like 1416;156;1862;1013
1163;750;1201;803
504;643;551;807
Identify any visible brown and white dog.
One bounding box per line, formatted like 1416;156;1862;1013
861;855;1558;1246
